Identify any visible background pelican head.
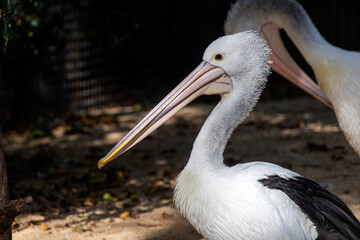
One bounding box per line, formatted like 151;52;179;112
225;0;360;157
224;0;332;108
98;31;271;167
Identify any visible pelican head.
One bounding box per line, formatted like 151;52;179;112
225;0;333;108
98;31;270;167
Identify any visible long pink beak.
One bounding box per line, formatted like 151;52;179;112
98;61;232;168
260;22;333;108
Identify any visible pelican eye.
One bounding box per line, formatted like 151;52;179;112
212;53;225;63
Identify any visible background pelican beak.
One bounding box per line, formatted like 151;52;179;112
98;61;232;168
260;22;333;109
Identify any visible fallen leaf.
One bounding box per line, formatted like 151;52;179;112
117;171;125;179
153;180;165;188
71;225;85;232
12;221;19;230
84;198;94;206
103;192;114;202
161;212;173;219
40;222;51;231
120;211;130;220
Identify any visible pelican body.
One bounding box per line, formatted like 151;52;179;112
225;0;360;155
98;32;360;239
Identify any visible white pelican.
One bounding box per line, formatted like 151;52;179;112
98;32;360;239
225;0;360;155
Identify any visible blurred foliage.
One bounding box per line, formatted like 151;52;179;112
28;116;52;139
1;0;148;54
1;0;44;54
1;0;15;52
0;0;149;129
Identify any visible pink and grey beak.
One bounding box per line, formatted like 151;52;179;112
98;61;232;168
260;22;333;109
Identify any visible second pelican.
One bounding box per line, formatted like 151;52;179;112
225;0;360;155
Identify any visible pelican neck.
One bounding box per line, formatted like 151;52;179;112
276;6;334;67
187;78;267;172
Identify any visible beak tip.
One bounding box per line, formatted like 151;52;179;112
98;159;104;169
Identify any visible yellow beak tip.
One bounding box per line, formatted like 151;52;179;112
98;159;104;169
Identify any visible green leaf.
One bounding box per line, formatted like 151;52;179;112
29;17;40;27
29;128;45;138
102;192;114;202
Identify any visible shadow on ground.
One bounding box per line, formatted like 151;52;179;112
4;98;360;239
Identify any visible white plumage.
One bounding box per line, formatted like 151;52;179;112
175;162;317;240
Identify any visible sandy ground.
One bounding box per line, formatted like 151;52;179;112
4;98;360;240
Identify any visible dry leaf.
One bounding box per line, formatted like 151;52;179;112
161;212;173;219
120;211;130;220
117;171;125;179
153;180;165;188
12;220;19;230
40;222;51;231
84;197;94;206
71;225;85;232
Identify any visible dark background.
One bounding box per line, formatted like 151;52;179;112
1;0;359;129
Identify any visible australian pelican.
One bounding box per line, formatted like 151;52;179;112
98;32;360;239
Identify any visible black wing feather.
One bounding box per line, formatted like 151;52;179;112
260;175;360;240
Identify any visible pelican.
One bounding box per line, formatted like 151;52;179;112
98;32;360;239
225;0;360;155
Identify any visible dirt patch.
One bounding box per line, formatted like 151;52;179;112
4;98;360;239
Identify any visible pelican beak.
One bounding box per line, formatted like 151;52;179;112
260;22;333;109
98;61;232;168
